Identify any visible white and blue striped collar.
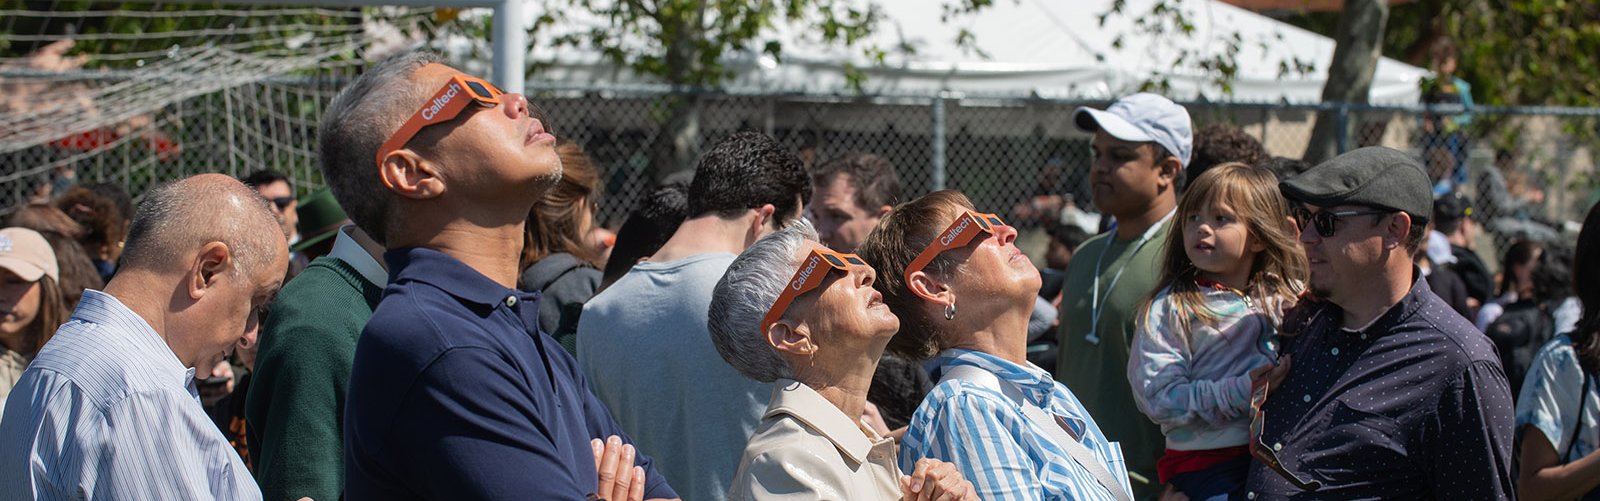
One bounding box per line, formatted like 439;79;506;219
934;348;1087;435
72;289;193;391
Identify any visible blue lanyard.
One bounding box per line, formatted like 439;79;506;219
1087;210;1174;345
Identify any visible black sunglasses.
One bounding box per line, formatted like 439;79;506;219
269;196;294;210
1290;206;1390;238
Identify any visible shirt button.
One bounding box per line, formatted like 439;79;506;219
504;296;518;307
1331;347;1340;355
1361;334;1368;340
1302;394;1311;403
1274;442;1283;451
1248;492;1256;500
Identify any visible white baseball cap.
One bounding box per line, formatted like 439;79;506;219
1073;93;1194;167
0;227;58;283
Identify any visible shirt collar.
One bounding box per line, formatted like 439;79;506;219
763;379;889;466
329;225;388;287
1326;266;1432;336
935;348;1085;435
385;247;522;309
73;289;191;390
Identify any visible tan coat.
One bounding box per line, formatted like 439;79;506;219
728;379;902;501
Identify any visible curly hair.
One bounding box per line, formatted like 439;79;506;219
54;185;129;262
1188;124;1270;185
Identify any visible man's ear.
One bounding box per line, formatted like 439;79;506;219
1156;155;1182;191
188;241;232;301
767;320;816;358
875;205;894;218
751;203;778;235
378;150;446;200
1385;212;1413;250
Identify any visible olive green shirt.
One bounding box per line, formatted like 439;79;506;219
1055;220;1171;495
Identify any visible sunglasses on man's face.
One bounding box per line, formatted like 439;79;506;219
904;211;1006;284
761;248;871;336
374;74;519;169
1290;206;1391;238
268;196;294;210
1249;376;1323;491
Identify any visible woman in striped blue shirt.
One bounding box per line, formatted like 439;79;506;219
857;191;1134;501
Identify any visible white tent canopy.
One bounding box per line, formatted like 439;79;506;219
518;0;1427;104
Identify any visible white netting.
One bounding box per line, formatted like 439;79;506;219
0;3;460;210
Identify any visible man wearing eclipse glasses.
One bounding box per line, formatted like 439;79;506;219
322;52;677;500
1242;146;1514;499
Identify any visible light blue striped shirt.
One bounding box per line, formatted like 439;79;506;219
0;290;261;500
901;349;1132;501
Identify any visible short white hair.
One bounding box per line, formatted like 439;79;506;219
708;219;818;383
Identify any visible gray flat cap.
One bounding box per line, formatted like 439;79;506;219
1280;146;1432;223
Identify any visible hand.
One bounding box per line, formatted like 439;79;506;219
591;436;644;501
196;360;235;407
900;458;976;501
1248;355;1292;394
1159;484;1190;501
861;401;892;438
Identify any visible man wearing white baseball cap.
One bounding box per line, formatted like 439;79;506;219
1054;93;1192;498
0;227;62;404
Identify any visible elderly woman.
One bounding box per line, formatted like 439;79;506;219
856;191;1133;501
709;219;976;501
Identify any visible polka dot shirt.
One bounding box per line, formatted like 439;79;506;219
1242;273;1516;499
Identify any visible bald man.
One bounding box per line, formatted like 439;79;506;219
0;174;288;500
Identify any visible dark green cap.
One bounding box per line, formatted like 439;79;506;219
1280;146;1432;223
291;188;351;253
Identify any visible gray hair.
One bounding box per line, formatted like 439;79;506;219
120;174;284;278
317;51;443;246
708;218;819;383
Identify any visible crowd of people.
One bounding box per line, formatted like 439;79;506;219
0;50;1596;501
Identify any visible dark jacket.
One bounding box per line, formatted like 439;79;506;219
519;252;602;355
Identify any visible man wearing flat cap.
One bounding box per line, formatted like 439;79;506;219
1243;146;1514;499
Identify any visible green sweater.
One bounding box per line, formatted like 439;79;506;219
245;256;383;501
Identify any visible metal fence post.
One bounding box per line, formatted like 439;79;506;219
1336;102;1350;155
931;94;947;191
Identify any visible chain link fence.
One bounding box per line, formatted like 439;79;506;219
5;75;1599;275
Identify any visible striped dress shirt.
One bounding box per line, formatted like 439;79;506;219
901;349;1132;501
0;290;261;500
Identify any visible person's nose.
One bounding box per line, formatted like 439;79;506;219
855;265;876;289
997;224;1019;245
1298;219;1320;245
502;93;530;119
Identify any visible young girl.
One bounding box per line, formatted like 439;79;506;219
1127;162;1307;500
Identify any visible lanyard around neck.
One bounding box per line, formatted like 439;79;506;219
1087;209;1175;345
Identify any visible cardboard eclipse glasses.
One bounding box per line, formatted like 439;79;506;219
761;248;870;335
904;210;1006;283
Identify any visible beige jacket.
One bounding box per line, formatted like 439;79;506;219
728;379;902;501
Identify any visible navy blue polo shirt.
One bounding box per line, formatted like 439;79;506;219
1244;270;1514;499
344;247;676;500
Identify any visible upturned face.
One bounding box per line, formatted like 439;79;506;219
405;64;562;201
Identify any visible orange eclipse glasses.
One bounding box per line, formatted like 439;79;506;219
761;248;871;335
904;211;1006;283
375;74;505;169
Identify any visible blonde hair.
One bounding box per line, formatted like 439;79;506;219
1141;162;1307;336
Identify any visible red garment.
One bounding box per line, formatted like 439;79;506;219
1157;446;1248;484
